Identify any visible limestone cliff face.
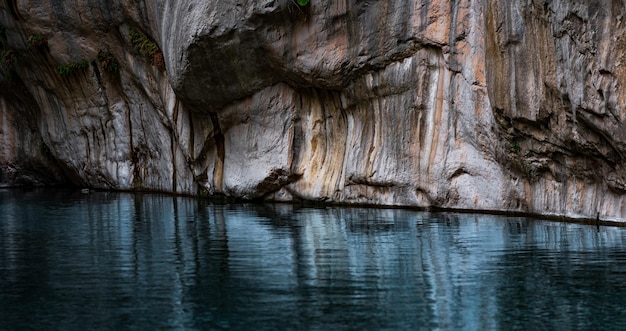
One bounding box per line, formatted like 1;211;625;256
1;0;626;221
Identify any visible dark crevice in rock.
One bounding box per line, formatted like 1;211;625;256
254;169;302;199
209;111;225;192
448;167;470;181
346;175;398;188
170;125;177;192
575;111;624;162
6;0;23;21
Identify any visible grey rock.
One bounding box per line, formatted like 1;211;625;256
1;0;626;221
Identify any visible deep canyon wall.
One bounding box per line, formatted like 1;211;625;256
1;0;626;221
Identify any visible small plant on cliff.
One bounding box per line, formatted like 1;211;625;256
97;50;120;74
56;59;89;76
27;33;48;50
512;140;521;153
129;27;165;70
1;49;16;67
288;0;310;17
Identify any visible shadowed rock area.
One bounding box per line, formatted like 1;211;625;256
1;0;626;221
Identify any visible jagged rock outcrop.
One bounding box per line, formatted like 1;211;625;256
1;0;626;221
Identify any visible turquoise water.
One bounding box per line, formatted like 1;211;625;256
2;189;626;330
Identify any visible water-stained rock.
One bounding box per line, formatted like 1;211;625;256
1;0;626;221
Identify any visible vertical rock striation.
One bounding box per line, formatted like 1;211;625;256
1;0;626;221
486;0;626;219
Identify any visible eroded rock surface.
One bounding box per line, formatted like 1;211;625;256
1;0;626;221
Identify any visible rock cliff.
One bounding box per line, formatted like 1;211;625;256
1;0;626;221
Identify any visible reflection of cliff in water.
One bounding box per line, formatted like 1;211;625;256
2;190;626;329
237;204;626;329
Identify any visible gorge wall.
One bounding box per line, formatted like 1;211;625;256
2;0;626;221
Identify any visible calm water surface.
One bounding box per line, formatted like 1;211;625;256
2;189;626;330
